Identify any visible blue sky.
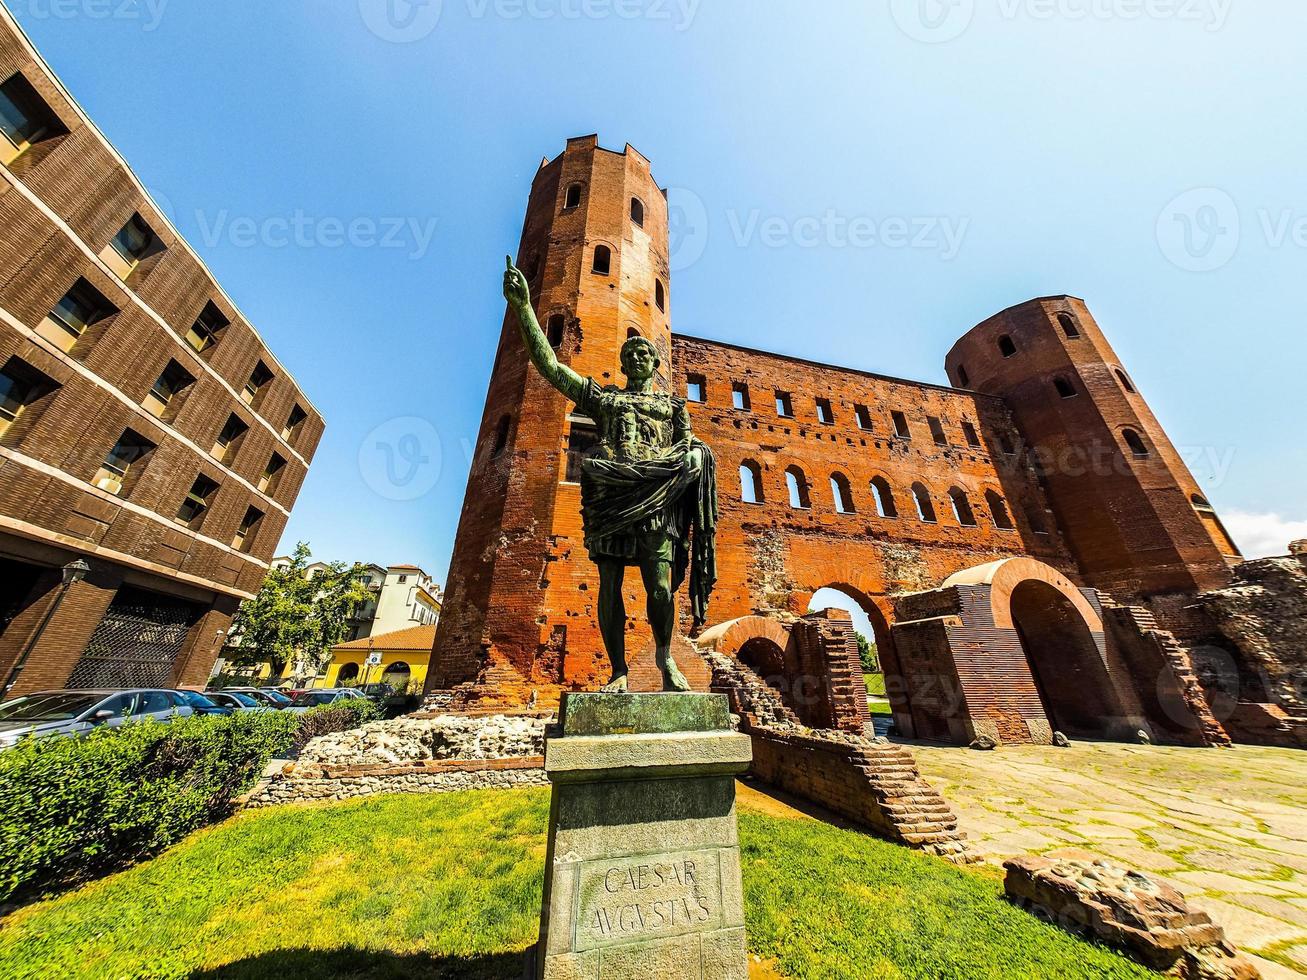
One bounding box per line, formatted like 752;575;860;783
13;0;1307;587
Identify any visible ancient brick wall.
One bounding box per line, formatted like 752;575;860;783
0;10;321;692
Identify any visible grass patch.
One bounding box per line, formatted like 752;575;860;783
864;672;886;697
0;789;1159;979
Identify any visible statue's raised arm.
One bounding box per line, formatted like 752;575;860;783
503;256;586;401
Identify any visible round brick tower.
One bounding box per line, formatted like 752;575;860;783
945;297;1238;634
429;136;671;694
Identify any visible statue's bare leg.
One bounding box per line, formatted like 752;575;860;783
641;559;690;692
597;559;629;693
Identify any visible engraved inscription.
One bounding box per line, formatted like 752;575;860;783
573;849;723;951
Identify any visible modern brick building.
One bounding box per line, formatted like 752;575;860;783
428;135;1298;749
0;8;323;696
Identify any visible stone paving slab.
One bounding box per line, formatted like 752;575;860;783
910;741;1307;975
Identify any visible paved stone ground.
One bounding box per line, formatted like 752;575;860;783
910;741;1307;979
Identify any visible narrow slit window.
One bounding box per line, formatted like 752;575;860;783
655;278;665;312
955;364;970;387
492;414;512;457
564;417;599;483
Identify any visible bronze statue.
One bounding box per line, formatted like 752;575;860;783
503;258;717;693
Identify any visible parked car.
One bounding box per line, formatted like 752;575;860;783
0;689;193;749
173;690;232;717
287;689;368;714
225;687;292;709
203;691;266;713
358;682;396;702
257;688;296;708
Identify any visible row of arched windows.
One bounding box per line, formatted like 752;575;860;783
738;462;1018;531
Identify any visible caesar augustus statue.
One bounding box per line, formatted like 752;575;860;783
502;258;718;693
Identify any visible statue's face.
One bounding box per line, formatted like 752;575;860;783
621;342;658;382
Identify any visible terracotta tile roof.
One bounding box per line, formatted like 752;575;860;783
334;624;436;652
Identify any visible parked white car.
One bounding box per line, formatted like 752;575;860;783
202;691;269;714
286;688;368;714
0;689;193;749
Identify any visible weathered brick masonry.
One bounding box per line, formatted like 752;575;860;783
430;136;1287;750
0;10;322;693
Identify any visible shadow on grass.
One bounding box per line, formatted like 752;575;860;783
188;946;530;980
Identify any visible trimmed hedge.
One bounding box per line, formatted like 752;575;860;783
0;701;378;905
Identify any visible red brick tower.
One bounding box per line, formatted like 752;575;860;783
945;297;1238;634
429;136;672;694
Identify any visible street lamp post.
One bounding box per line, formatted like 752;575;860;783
2;558;92;698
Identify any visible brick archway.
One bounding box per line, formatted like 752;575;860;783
943;558;1103;633
697;615;792;659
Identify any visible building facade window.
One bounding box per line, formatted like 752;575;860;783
961;420;981;448
775;391;793;418
892;411;911;439
1122;428;1150;458
948;487;977;526
564;183;582;209
655;278;665;312
564;417;599;483
998;335;1017;358
686;374;706;403
1054;376;1077;398
175;474;219;528
732;382;750;411
830;472;854;514
0;72;66;165
144;360;195;420
1058;312;1081;338
592;244;612;275
1115;368;1136;393
492;414;512;457
1024;500;1049;535
259;452;286;494
739;460;763;504
242;361;274;407
283;404;308;443
102;212;163;280
94;429;154;496
630;197;644;226
39;279;117;353
955;364;970;387
911;483;937;523
870;476;897;518
854;404;872;430
0;357;56;442
986;490;1015;530
928;416;947;446
186;302;228;355
546;313;565;348
815;398;834;424
212;413;249;464
232;506;264;552
785;466;810;509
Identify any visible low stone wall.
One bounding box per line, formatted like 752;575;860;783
246;756;548;806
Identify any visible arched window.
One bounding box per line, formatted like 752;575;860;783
1054;376;1077;398
955;364;970;387
911;483;937;523
626;326;641;339
491;415;512;457
740;461;763;504
948;487;977;527
870;476;897;518
1023;500;1049;535
546;313;565;348
785;466;810;509
655;278;666;312
1115;368;1136;393
592;244;611;275
630;197;644;227
998;335;1017;358
986;490;1015;530
564;183;582;209
336;662;360;684
1058;312;1081;339
1122;428;1150;458
1192;494;1241;558
830;473;854;514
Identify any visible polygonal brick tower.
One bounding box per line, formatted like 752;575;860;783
429;136;672;695
945;297;1239;638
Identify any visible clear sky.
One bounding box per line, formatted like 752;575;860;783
13;0;1307;583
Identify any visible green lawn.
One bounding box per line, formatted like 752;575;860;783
864;672;886;697
0;789;1158;980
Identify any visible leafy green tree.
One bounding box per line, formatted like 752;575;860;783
856;633;880;673
227;543;372;679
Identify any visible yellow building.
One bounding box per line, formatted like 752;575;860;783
324;624;436;693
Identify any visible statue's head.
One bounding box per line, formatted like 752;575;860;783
619;335;659;382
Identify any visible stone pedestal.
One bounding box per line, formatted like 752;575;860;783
535;692;752;980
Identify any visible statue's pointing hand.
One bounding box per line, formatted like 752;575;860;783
504;256;531;308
